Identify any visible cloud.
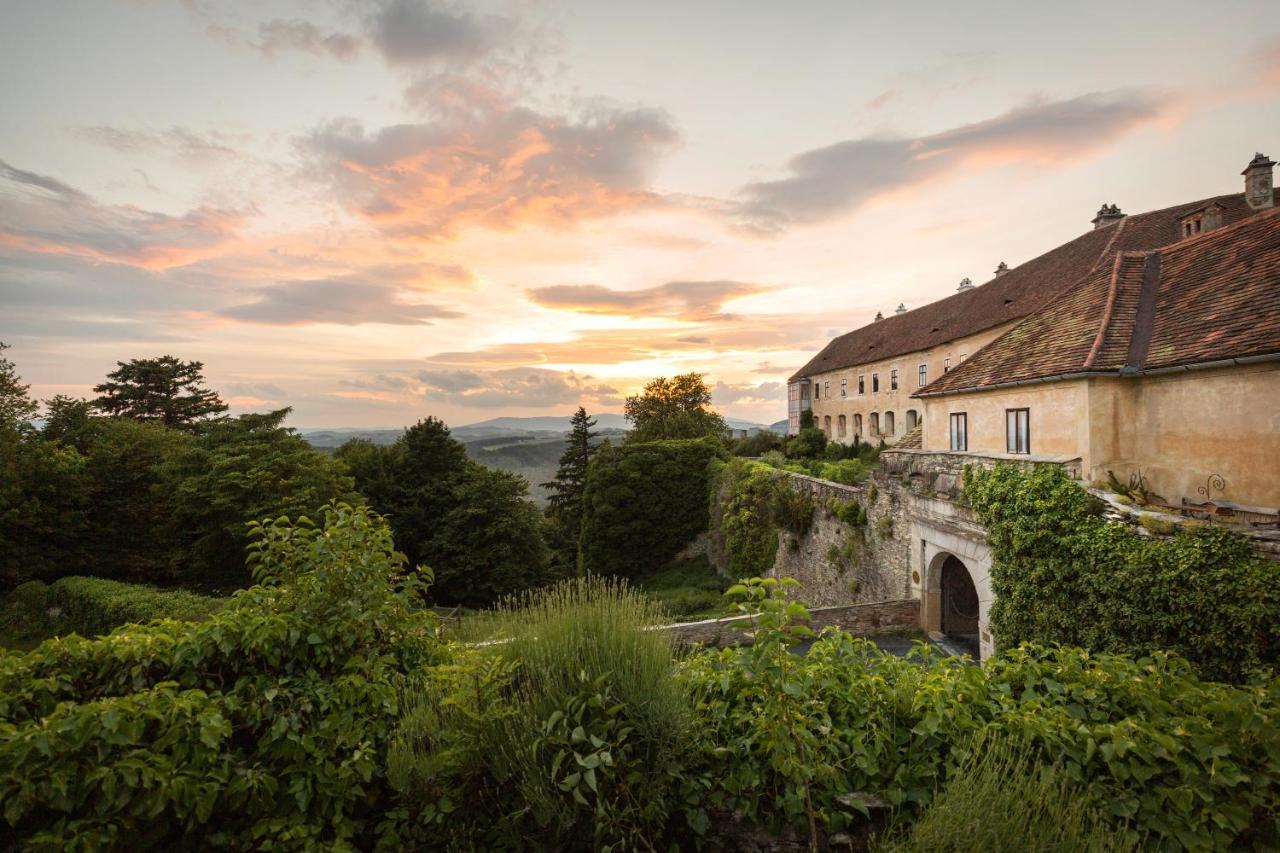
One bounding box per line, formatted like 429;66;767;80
364;0;504;66
712;380;784;406
0;159;246;269
77;125;243;163
299;105;678;237
226;381;289;400
527;280;769;320
219;278;462;325
417;366;619;408
256;18;361;60
737;89;1175;233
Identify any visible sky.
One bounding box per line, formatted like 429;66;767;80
1;1;1278;428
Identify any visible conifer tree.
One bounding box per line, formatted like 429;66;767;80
0;342;37;426
542;406;598;540
93;355;228;432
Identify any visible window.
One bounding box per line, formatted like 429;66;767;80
906;410;918;431
918;364;927;386
837;414;846;437
853;414;862;435
814;383;819;400
890;368;898;390
840;378;847;398
858;374;865;395
884;411;895;435
823;415;832;437
1006;408;1030;454
824;380;830;399
959;354;967;363
872;373;880;393
943;357;951;373
870;412;880;435
949;412;968;451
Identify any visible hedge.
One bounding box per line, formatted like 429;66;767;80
578;437;728;579
964;463;1280;683
1;577;223;645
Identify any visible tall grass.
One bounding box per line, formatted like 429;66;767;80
390;576;690;848
875;735;1142;852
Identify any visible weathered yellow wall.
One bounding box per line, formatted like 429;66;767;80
809;321;1017;444
921;381;1087;461
1089;363;1280;508
918;362;1280;507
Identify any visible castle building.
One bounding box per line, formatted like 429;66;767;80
789;152;1280;509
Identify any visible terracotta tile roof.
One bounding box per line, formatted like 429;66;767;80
790;189;1279;384
917;203;1280;396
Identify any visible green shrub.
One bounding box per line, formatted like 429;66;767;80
578;437;727;579
874;735;1139;852
389;577;688;849
0;503;440;850
965;463;1280;682
709;459;786;578
634;556;733;620
682;624;1280;850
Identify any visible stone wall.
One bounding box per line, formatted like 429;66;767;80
771;472;912;607
665;598;920;646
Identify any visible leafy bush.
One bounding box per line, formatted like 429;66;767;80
0;577;221;643
874;735;1138;852
0;503;440;850
965;463;1280;682
634;556;733;620
578;437;727;579
389;577;689;849
682;599;1280;850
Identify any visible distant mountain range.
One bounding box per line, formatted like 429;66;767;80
298;413;783;448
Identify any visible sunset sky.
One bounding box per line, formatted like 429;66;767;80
2;0;1278;428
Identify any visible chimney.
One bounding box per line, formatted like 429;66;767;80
1091;203;1125;229
993;262;1008;277
956;277;974;291
874;311;884;322
895;303;907;315
1243;152;1275;210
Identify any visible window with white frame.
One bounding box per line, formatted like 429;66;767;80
890;368;898;390
943;357;951;373
858;374;865;395
918;364;927;386
1006;408;1030;454
840;378;847;397
949;412;968;451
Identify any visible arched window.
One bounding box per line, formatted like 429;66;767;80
853;414;862;436
823;415;832;436
870;412;879;435
906;410;918;431
884;411;895;435
837;414;846;437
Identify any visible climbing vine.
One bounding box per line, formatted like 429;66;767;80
965;463;1280;683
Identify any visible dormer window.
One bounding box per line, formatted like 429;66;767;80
1181;204;1223;239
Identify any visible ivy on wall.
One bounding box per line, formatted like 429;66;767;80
708;459;817;579
965;463;1280;683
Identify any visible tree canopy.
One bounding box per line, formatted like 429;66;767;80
0;342;37;427
92;355;228;431
623;373;727;443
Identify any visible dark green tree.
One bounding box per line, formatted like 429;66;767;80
785;408;827;459
623;373;728;443
162;408;361;587
93;355;228;431
541;407;598;561
0;342;38;426
41;395;96;452
343;417;549;606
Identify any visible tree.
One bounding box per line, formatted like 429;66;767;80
542;407;597;536
0;342;38;426
162;408;361;587
93;355;228;431
41;395;96;452
343;417;550;606
623;372;728;443
785;409;827;459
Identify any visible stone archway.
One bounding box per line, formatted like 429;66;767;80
940;555;980;656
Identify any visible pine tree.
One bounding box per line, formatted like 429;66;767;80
92;355;228;432
542;407;598;539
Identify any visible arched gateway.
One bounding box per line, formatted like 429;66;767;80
940;556;980;656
